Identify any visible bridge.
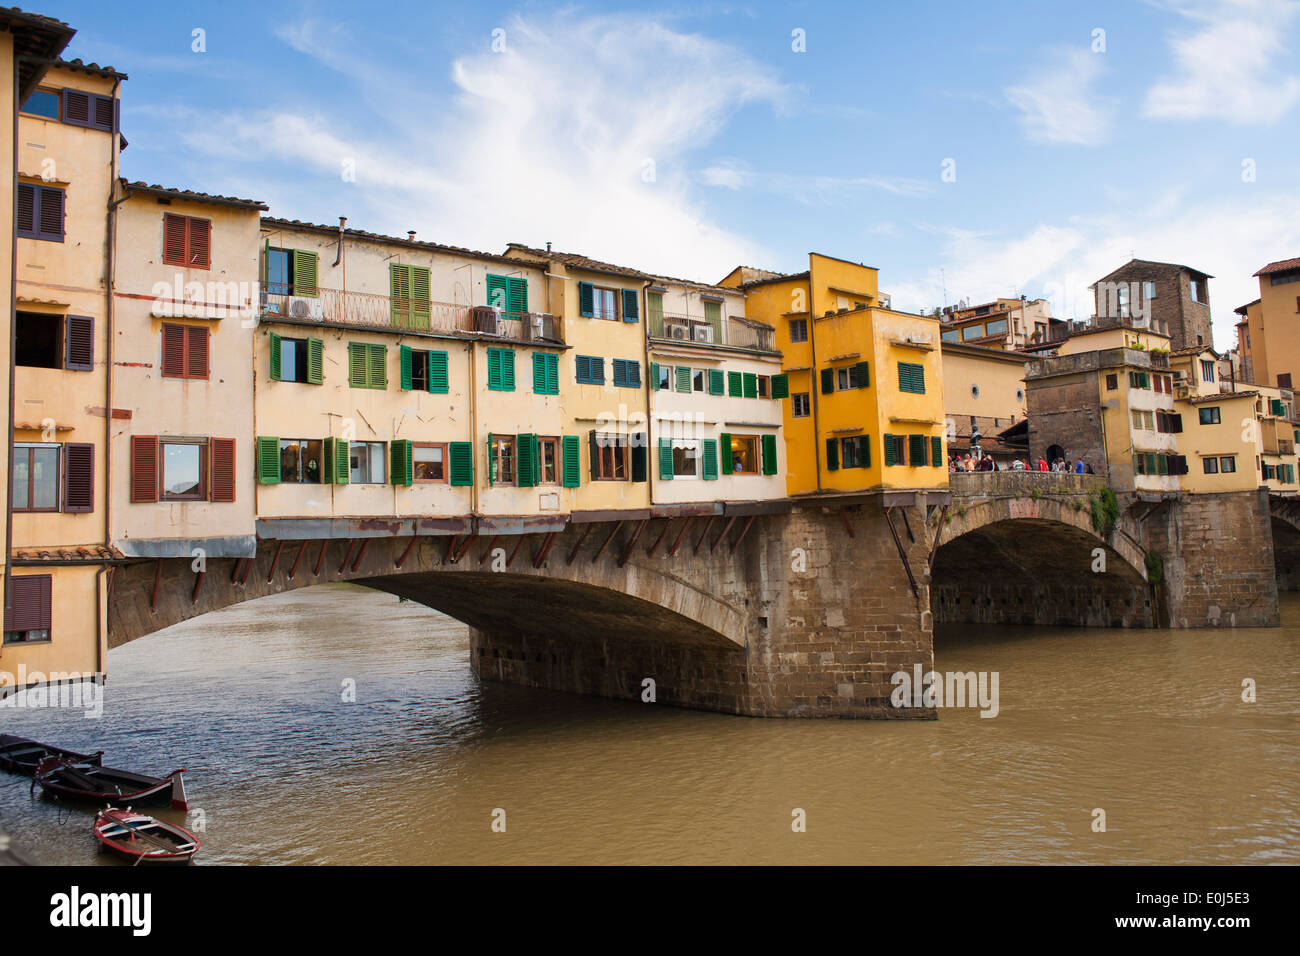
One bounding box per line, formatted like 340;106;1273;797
107;473;1286;718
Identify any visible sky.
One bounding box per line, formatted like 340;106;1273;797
43;0;1300;349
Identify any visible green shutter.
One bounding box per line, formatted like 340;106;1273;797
562;435;581;487
533;352;547;393
761;434;777;475
486;274;508;310
502;349;515;390
487;349;501;389
821;368;834;394
702;439;719;480
348;342;367;387
389;263;408;326
400;345;413;390
909;434;927;466
292;250;319;297
428;350;448;393
324;437;349;485
508;277;527;315
743;373;757;398
708;368;724;395
899;362;925;393
883;433;895;466
622;289;639;322
269;332;282;381
728;371;743;397
516;433;538;487
488;349;515;391
390;439;413;486
410;267;431;329
854;361;870;387
546;353;558;393
650;362;660;389
676;366;692;393
367;344;386;388
826;438;839;471
720;432;732;474
578;281;594;317
932;436;943;468
448;441;473;486
771;373;789;399
307;338;324;384
486;433;495;487
658;437;674;480
256;436;280;484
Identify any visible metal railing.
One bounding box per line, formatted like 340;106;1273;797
647;311;775;351
261;289;562;344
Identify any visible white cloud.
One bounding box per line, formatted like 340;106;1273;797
174;11;795;280
696;159;933;201
1144;0;1300;124
1005;48;1112;145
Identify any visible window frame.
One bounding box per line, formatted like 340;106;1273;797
537;437;560;485
3;574;52;645
671;439;701;480
413;442;449;484
593;434;628;481
490;435;517;486
17;183;65;242
159;438;209;501
788;318;808;343
349;440;387;484
792;393;811;418
161;212;212;270
1198;406;1221;426
11;443;61;513
728;435;759;475
278;438;324;484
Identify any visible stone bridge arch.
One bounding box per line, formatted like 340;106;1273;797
932;473;1154;627
1269;495;1300;591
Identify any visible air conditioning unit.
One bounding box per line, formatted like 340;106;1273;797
471;306;500;334
530;314;544;335
288;297;324;319
692;325;714;343
671;325;688;340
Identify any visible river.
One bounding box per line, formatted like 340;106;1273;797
1;584;1297;865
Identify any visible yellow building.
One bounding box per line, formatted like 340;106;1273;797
4;46;121;691
940;297;1053;350
721;254;946;497
939;341;1028;462
1236;258;1300;391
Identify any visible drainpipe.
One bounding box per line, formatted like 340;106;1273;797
806;274;823;492
5;55;21;630
468;340;478;520
641;280;653;504
102;77;122;665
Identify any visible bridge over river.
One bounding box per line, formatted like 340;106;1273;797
108;473;1286;717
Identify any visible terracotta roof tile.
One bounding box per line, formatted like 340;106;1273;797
1254;257;1300;277
122;179;266;210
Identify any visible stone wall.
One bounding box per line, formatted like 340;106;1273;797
1270;516;1300;592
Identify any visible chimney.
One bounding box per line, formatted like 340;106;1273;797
339;216;347;229
546;241;552;253
407;231;416;242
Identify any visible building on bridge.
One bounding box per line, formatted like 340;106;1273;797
938;341;1028;466
1234;258;1300;393
719;254;948;497
939;296;1054;350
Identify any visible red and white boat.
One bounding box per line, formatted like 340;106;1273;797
94;808;200;865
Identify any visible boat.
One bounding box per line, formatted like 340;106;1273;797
33;756;188;810
0;734;103;776
94;808;200;865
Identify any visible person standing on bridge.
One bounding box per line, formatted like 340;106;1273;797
1038;456;1048;471
1075;458;1085;474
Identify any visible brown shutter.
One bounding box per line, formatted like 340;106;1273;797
16;183;34;234
62;89;89;124
162;213;186;265
130;435;159;502
63;442;94;513
93;95;115;131
161;323;185;376
209;438;235;502
65;315;94;370
186;326;209;379
4;575;52;631
188;217;211;268
37;187;63;240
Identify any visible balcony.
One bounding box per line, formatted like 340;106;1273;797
261;289;562;345
648;311;776;352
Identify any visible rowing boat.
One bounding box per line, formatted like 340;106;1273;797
94;809;200;865
33;756;188;810
0;734;103;776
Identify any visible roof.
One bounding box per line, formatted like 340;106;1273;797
52;57;126;80
263;219;534;268
738;270;810;290
1234;298;1261;315
1181;390;1257;405
939;340;1032;364
1254;257;1300;277
505;243;646;281
0;7;76;99
121;180;267;211
12;545;124;563
1093;257;1214;284
1170;345;1219;358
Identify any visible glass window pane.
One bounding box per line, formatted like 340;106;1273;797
31;446;59;509
21;90;59;119
12;450;29;509
162;443;200;497
267;249;291;296
280;339;300;381
279;440;302;482
414;445;444;481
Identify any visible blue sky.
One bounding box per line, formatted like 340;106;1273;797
44;0;1300;348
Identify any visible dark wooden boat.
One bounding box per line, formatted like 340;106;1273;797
94;809;200;865
0;734;103;776
33;756;188;810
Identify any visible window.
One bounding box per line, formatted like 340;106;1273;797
840;435;870;469
789;318;808;343
15;312;92;370
575;355;605;384
487;435;516;485
1131;410;1154;430
898;362;925;393
1191;278;1207;303
279;439;323;483
20;88;59;119
655;363;671;390
4;575;51;645
672;440;700;479
882;434;907;465
941;329;960;343
592;433;628;480
410;443;447;483
985;318;1008;336
758;376;769;398
1202;456;1219;474
1156;412;1183;433
1143;281;1157;300
17;183;64;242
1200;359;1215;382
960;324;984;341
832;362;870;392
12;444;59;512
743;372;758;398
349;442;386;483
693;370;706;392
538;438;559;485
1106;374;1118;391
1199;406;1221;425
581;284;619;320
270;334;323;384
487;348;516;391
1128;371;1151;389
792;393;811;417
265;248;319;297
161;323;209;379
161;439;206;500
647;292;664;328
162;213;211;269
728;435;759;474
708;368;724;395
348;342;387;389
532;352;559;394
677;366;694;393
61;88;115;131
486;274;528;316
612;359;641;388
390;263;432;328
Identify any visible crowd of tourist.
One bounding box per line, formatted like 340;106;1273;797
947;453;1094;474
